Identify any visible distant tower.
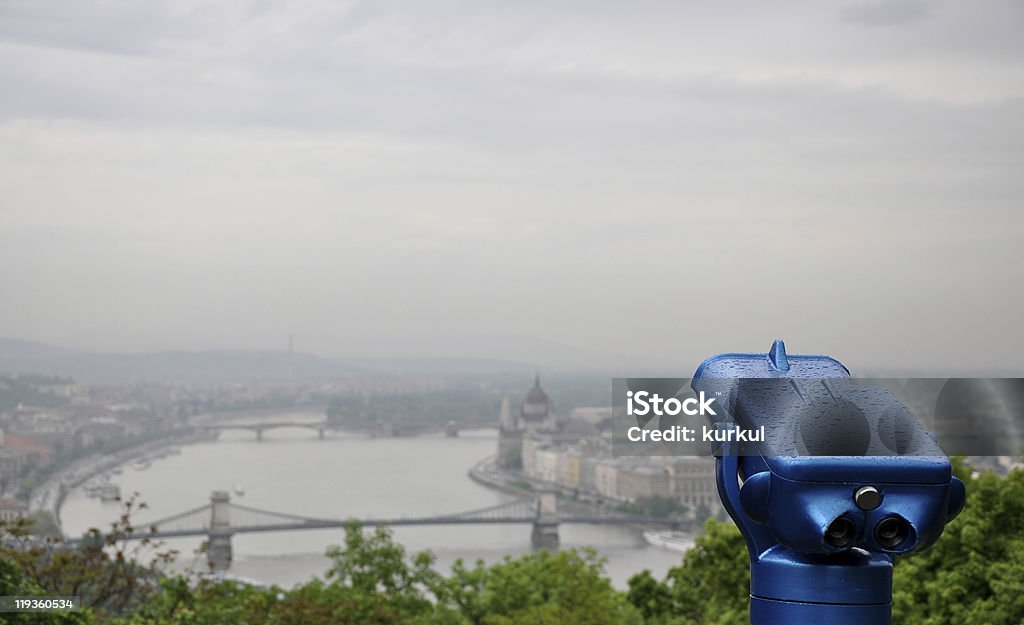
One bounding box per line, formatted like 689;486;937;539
499;395;517;430
496;395;524;469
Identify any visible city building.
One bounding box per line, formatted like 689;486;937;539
0;448;20;485
617;463;671;500
666;457;717;507
534;447;560;483
495;372;718;510
0;497;27;522
568;407;613;428
557;449;583;490
2;434;54;469
594;459;622;500
75;417;128;449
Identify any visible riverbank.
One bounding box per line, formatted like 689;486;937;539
468;455;695;527
28;429;215;535
468;454;621;511
468;455;535;497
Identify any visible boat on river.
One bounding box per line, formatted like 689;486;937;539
99;483;121;501
83;479;103;498
642;530;694;553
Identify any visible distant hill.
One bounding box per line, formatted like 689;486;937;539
0;338;535;382
0;338;353;381
0;338;82;375
3;338;1015;383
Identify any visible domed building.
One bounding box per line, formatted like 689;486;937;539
520;373;555;432
495;373;559;469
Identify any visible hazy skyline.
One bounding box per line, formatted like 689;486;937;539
2;1;1023;373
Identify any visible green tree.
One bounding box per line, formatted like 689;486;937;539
694;503;712;525
0;557;93;624
114;576;279;625
320;521;440;624
27;510;64;539
435;549;641;625
0;495;175;619
623;569;671;623
110;521;443;625
892;463;1024;625
628;519;748;625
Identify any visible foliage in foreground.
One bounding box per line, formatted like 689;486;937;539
1;495;173;621
2;462;1023;625
891;461;1024;625
107;524;640;625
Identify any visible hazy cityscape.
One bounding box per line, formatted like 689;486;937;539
3;1;1023;623
0;336;731;587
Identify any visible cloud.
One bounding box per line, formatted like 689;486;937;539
839;0;935;27
0;0;1022;370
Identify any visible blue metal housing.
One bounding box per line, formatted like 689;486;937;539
692;340;965;625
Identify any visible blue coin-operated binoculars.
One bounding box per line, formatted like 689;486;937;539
691;340;965;625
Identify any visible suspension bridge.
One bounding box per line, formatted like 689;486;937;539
197;419;468;440
97;490;678;569
197;421;332;440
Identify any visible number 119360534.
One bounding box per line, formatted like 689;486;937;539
0;596;80;612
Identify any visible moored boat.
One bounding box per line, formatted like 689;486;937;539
642;530;694;553
84;479;103;497
99;483;121;501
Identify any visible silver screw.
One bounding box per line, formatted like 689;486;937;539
855;486;882;510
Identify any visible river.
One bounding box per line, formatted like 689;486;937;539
59;411;689;588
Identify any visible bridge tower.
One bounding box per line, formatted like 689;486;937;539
531;489;559;550
207;490;233;570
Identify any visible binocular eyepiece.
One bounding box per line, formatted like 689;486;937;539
822;513;912;552
693;340;966;625
874;516;910;549
825;516;856;548
823;512;912;551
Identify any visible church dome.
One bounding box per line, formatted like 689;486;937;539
521;373;552;423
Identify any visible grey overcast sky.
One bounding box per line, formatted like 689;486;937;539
1;0;1023;371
